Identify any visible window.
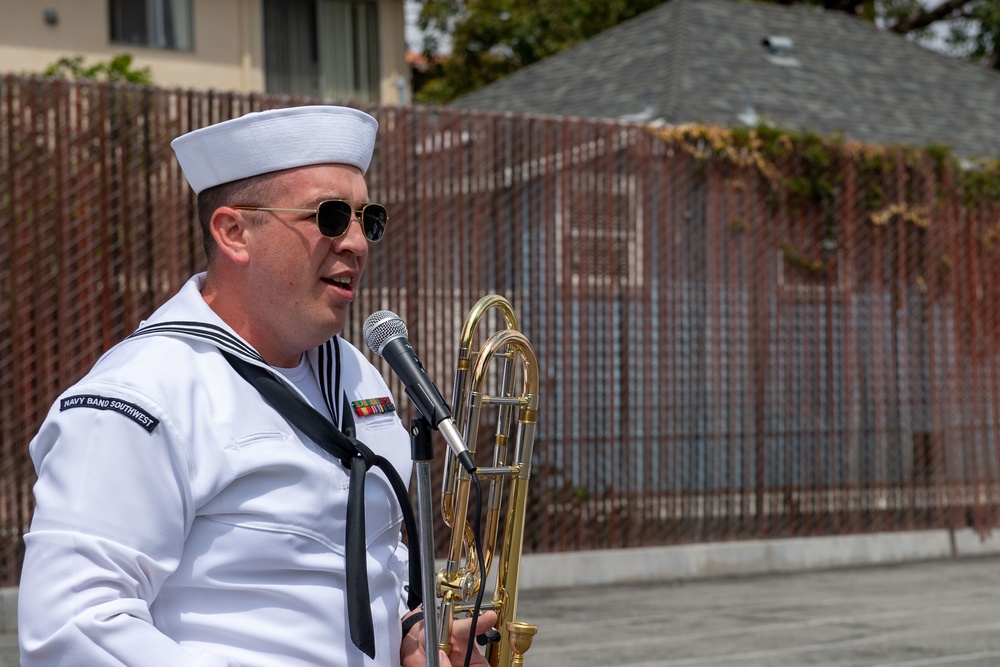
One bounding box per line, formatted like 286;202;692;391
264;0;381;102
109;0;193;50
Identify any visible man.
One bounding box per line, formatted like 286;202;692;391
18;105;494;666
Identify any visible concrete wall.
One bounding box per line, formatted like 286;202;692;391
517;528;1000;589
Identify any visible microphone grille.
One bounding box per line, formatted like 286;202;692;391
363;310;407;355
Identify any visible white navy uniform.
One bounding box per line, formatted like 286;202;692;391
19;273;412;667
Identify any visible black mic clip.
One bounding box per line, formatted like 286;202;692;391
476;629;502;646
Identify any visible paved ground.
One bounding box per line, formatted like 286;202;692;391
517;554;1000;667
0;634;13;667
5;555;1000;665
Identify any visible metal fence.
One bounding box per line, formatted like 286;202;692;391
2;76;999;585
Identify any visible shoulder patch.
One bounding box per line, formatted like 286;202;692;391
60;394;160;433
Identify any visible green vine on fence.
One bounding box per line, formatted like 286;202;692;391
648;122;1000;257
869;202;931;229
779;243;825;273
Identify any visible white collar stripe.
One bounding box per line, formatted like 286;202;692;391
317;339;341;427
127;321;265;363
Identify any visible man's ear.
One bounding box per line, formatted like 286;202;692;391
209;207;251;265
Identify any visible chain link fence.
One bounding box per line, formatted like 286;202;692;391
2;76;999;585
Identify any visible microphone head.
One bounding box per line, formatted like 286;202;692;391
363;310;408;356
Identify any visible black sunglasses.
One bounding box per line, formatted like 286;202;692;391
232;199;388;242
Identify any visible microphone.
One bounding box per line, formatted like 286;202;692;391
363;310;477;474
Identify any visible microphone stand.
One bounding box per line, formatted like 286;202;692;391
410;418;440;667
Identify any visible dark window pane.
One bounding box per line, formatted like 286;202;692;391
109;0;192;51
263;0;320;97
109;0;149;46
160;0;193;50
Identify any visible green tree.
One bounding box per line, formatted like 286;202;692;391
413;0;1000;103
43;53;153;84
778;1;1000;68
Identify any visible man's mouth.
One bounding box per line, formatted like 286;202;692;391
322;276;353;290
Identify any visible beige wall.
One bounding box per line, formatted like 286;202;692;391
0;0;264;91
377;0;409;104
0;0;409;103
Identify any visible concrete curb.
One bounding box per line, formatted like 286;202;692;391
517;527;1000;589
5;528;998;634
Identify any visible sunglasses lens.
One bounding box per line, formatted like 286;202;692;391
317;200;353;238
316;200;387;241
362;205;387;242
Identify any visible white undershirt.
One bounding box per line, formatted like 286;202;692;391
273;354;333;421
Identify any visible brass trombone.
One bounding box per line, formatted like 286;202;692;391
436;295;540;666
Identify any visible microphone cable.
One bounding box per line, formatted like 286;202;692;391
462;470;486;667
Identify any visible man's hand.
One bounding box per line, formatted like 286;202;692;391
400;609;499;667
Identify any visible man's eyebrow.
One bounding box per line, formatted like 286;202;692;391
300;198;332;208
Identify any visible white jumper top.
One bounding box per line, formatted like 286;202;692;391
19;273;412;667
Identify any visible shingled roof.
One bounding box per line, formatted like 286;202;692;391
448;0;1000;159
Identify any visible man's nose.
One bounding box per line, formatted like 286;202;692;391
335;216;371;254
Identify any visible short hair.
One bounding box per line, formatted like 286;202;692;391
196;173;280;262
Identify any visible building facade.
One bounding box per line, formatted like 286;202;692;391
0;0;409;104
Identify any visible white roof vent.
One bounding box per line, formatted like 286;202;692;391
762;36;800;66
